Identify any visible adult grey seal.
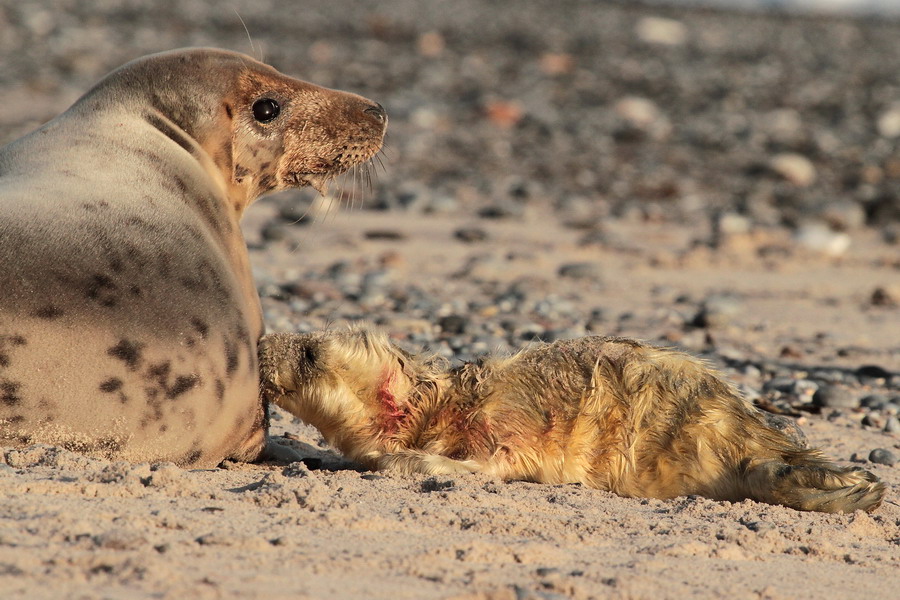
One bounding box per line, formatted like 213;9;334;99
0;48;386;467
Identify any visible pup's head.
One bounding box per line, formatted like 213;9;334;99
258;325;418;435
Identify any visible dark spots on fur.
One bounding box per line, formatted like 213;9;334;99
129;285;142;296
179;276;204;291
0;335;26;369
1;380;22;406
224;103;233;119
125;215;158;233
34;305;64;320
191;318;209;339
215;378;225;404
260;161;271;171
234;164;250;180
148;361;171;381
258;174;275;190
99;377;128;404
6;415;25;424
173;175;189;195
81;200;110;212
158;423;168;434
225;340;240;377
108;257;124;273
168;375;200;399
86;273;118;307
157;252;173;278
146;113;195;155
144;361;201;400
108;340;143;370
99;378;123;393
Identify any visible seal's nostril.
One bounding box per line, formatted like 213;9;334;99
364;103;387;123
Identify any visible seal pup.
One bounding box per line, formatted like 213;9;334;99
0;49;386;467
259;325;885;513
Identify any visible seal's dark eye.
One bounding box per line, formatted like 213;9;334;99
252;98;280;123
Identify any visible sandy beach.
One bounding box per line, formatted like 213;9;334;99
1;1;899;598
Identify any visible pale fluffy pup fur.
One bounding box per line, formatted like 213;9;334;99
259;325;885;513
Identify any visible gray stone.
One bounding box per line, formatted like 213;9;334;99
868;448;897;466
811;386;859;409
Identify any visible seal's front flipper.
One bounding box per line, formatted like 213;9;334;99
254;437;307;464
376;451;481;475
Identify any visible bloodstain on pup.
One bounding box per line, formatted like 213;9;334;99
0;49;385;466
259;325;885;513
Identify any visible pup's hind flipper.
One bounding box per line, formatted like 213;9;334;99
745;460;886;513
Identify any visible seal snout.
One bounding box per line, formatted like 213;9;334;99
363;102;387;125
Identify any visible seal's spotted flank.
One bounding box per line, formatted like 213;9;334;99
259;325;885;513
0;49;386;466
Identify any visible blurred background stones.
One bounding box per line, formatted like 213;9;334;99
0;0;898;244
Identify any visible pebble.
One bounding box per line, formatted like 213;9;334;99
857;365;892;379
868;448;896;466
769;153;816;187
811;385;859;409
794;223;851;256
883;416;900;434
438;314;468;335
877;105;900;138
860;394;889;410
454;226;489;243
635;16;687;46
557;262;603;280
691;295;742;329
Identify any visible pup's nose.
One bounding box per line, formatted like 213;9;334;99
364;102;387;124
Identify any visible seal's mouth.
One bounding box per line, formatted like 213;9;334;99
295;173;332;195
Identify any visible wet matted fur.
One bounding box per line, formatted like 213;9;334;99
259;325;885;513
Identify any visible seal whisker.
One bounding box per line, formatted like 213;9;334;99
233;9;262;62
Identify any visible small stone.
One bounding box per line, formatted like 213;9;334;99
870;286;899;307
691;295;742;328
635;16;687;46
615;96;661;128
883;416;900;434
438;315;468;335
417;31;445;57
454;227;488;243
364;229;405;240
868;448;896;466
794;223;850;257
769;153;816;187
557;262;602;280
744;520;776;534
716;212;752;236
821;201;866;231
260;222;291;243
860;394;889;410
811;385;859;409
477;202;523;219
877;105;900;138
277;200;313;223
861;414;883;429
857;365;892;380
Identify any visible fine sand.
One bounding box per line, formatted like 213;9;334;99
2;1;899;598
